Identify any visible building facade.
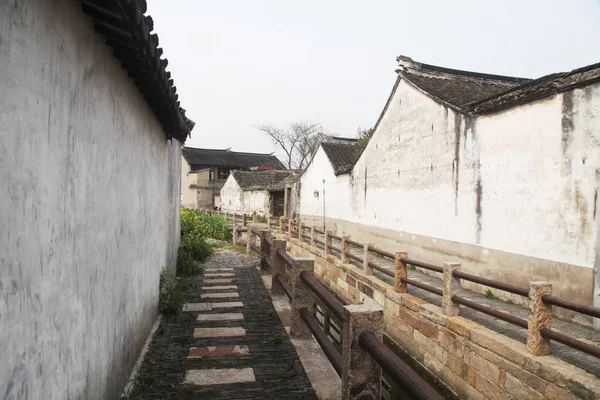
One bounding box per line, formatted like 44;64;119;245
0;1;193;398
299;56;600;325
181;147;285;210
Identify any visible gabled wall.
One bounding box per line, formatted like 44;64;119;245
220;176;270;214
0;1;181;398
298;77;600;323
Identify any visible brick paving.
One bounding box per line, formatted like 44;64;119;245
127;250;318;400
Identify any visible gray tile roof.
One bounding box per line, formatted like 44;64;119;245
320;138;358;175
182;147;286;170
396;56;531;111
231;170;297;191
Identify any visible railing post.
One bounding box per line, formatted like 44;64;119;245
298;222;305;243
325;230;332;255
279;217;284;234
267;214;272;230
253;214;258;224
341;235;350;264
363;242;373;275
246;225;257;256
311;226;316;247
394;252;408;293
527;281;552;356
290;258;315;339
232;225;238;245
287;218;293;238
442;262;461;316
242;213;247;228
259;229;272;275
270;239;287;296
342;304;384;400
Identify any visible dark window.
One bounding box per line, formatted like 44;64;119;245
209;171;215;181
218;168;230;180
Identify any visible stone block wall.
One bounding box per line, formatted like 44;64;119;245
284;237;600;400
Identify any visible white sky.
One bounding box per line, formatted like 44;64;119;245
147;0;600;157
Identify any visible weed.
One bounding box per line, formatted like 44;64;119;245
256;214;268;224
176;331;193;344
159;267;186;316
484;289;496;299
374;252;384;259
407;264;416;271
269;332;283;344
266;308;276;318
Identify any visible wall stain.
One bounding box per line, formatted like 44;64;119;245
561;91;575;154
475;174;483;244
453;114;461;216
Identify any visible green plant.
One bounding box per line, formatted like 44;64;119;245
269;332;283;344
256;214;268;224
181;235;211;262
484;289;496;299
407;264;416;271
159;267;185;316
266;308;276;318
176;246;201;276
181;208;231;241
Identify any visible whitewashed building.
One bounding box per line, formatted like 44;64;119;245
0;1;193;398
221;170;298;216
299;56;600;325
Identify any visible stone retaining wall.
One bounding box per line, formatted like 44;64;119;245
284;236;600;400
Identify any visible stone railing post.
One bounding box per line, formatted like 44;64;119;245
279;217;284;234
287;218;293;238
246;225;257;256
232;225;238;245
253;214;258;224
394;252;408;293
270;239;287;296
242;213;247;228
325;230;333;255
442;262;461;316
363;242;374;275
298;222;305;243
311;226;316;247
342;304;384;399
259;229;272;275
267;214;272;230
290;258;315;338
341;235;350;264
527;281;552;356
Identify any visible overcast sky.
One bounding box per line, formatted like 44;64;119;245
147;0;600;157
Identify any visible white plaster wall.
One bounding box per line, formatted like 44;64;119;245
300;147;352;227
0;1;182;399
477;85;600;268
181;158;198;209
220;177;269;214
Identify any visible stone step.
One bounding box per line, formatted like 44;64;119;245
200;292;240;299
205;273;235;277
193;327;246;338
205;268;234;272
183;368;256;385
188;345;250;358
202;285;238;290
203;278;234;284
197;313;244;322
183;303;211;312
211;301;244;309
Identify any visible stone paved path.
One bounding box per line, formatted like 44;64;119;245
128;250;318;399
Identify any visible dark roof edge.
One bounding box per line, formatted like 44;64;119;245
81;0;194;142
467;61;600;115
182;146;275;156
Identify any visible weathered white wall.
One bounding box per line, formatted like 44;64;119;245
298;78;600;315
0;1;182;399
220;176;269;214
181;158;198;209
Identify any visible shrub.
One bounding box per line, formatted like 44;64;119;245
177;246;201;276
159;267;185;316
181;208;231;241
181;235;211;262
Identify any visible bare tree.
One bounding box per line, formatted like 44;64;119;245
255;121;328;169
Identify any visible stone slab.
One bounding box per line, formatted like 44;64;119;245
197;313;244;322
205;268;234;272
200;292;240;299
184;368;256;385
205;273;235;277
193;327;246;338
212;301;244;309
202;285;238;290
203;278;233;284
188;345;250;358
183;303;212;312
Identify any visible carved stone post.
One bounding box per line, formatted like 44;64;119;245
527;281;552;356
242;213;247;228
341;235;350;264
363;242;374;275
394;252;408;293
298;222;305;243
259;229;272;275
246;225;258;256
311;226;316;247
232;225;238;245
442;262;461;316
342;304;384;400
290;258;315;338
270;239;287;296
252;214;258;224
287;218;293;238
267;214;272;230
325;230;333;255
279;217;285;234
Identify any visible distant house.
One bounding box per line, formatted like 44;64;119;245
298;55;600;324
181;147;286;210
1;1;193;399
220;170;299;216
